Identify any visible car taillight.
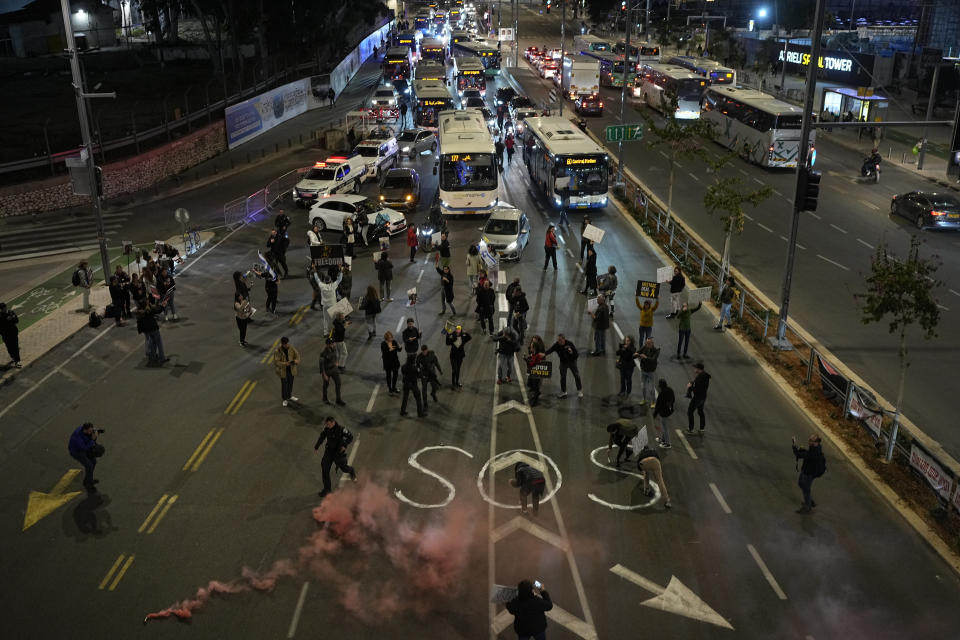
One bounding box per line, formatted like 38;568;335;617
599;102;603;107
930;210;948;217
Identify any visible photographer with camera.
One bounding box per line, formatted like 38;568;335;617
792;434;826;514
505;579;553;640
68;422;104;493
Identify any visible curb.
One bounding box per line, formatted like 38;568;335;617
604;169;960;578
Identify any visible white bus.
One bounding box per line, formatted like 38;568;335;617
700;86;812;168
414;61;447;84
437;110;499;216
452;40;501;75
414;80;455;129
573;34;611;52
420;37;446;64
613;39;660;63
452;56;487;95
636;63;707;120
523;117;609;210
666;56;737;86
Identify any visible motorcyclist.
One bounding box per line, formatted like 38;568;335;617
862;148;882;176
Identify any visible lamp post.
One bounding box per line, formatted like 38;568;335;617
559;0;565;116
616;2;633;186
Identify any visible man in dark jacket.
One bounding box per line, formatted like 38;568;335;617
476;280;496;335
686;362;711;435
416;344;442;407
0;302;21;368
792;434;826;513
136;302;166;366
68;422;101;492
505;580;553;639
544;334;582;399
665;266;685;318
319;338;345;405
606;419;639;467
313;416;356;497
402;318;422;354
376;252;394;300
493;325;519;384
435;231;451;268
636;337;660;406
510;461;546;515
588;295;610;356
653;378;675;449
400;354;426;417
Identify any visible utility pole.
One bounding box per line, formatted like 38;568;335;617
917;61;942;171
616;2;633;185
644;0;650;37
513;0;519;67
779;36;789;92
559;0;565;116
774;0;827;350
60;0;114;281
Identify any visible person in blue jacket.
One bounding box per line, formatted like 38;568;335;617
68;422;101;492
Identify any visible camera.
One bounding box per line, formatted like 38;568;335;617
533;580;543;590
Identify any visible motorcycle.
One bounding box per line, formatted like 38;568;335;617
860;157;881;183
418;201;448;252
575;118;587;132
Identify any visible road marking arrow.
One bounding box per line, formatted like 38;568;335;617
610;563;734;630
493;399;531;415
23;469;83;531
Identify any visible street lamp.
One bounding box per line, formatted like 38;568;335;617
757;7;768;19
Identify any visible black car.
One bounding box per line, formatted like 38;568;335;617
509;95;534;112
496;86;517;106
890;191;960;230
575;94;603;115
464;96;486;109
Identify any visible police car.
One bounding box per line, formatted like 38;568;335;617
292;155;369;207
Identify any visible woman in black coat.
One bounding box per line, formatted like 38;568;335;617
582;241;598;296
436;265;457;315
380;330;402;394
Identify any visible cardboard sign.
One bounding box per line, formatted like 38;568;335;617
491;584;518;604
431;232;442;247
629;425;649;453
656;266;675;283
582;223;605;243
327;297;354;319
587;297;599;314
636;280;660;298
687;286;713;304
529;361;552;378
311;244;345;267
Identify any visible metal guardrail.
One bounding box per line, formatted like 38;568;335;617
223;167;307;227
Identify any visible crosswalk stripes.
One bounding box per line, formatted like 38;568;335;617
0;211;132;259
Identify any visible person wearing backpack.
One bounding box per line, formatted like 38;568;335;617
73;260;93;312
792;434;826;514
313;416;356;497
652;378;675;449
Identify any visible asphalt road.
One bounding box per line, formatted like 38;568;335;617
2;28;960;639
507;10;960;460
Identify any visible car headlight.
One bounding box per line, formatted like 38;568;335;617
505;241;518;252
405;194;413;201
402;146;411;152
380;195;385;200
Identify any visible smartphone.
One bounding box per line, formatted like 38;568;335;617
533;580;542;590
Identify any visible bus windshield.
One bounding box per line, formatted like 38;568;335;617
676;78;707;101
440;153;497;191
555;157;608;195
417;104;452;127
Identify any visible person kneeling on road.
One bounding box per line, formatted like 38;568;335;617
510;461;546;516
636;445;671;509
606;419;639;467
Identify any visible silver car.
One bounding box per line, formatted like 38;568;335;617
397;128;437;158
479;204;530;261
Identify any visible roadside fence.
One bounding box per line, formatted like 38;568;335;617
223;167;307;227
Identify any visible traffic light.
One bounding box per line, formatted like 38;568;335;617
621;1;626;10
797;167;821;211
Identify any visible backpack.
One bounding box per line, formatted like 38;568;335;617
812;452;826;478
72;270;82;286
88;311;102;328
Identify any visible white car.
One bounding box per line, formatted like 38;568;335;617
371;86;399;108
308;194;407;236
540;63;559;79
292;156;368;206
354;137;399;179
479;204;530;261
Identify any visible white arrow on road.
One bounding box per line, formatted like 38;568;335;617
610;563;734;630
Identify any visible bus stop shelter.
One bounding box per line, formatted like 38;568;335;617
820;87;890;138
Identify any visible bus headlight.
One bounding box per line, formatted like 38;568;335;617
553;194;562;206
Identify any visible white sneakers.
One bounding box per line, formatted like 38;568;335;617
282;400;289;407
578;391;584;398
290;396;299;402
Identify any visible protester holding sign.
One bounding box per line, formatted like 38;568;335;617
666;267;686;318
525;336;546;406
792;434;826;514
675;301;701;360
635;297;659;344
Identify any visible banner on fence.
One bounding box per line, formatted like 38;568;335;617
687;286;713;304
909;441;954;500
635;280;660;299
225;78;309;149
656;266;674;283
816;354;849;404
582;224;605;243
953;483;960;513
848;386;883;439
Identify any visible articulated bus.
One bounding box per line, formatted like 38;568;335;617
414;13;432;35
613;40;660;63
437;110;499;216
635;63;707;120
523;117;609;210
573;34;611;52
580;50;632;87
452;56;487;95
383;47;413;81
700;86;812;168
420;37;446;64
667;56;737;85
452;40;501;75
414;61;447;84
414;80;455;129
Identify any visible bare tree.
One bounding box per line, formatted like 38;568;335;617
855;237;941;461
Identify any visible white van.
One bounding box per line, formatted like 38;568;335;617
292;156;368;206
353;137;399;180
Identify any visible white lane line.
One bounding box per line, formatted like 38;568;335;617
565;248;575;258
779;235;807;250
498;292;508;313
0;325;114;422
365;384;380;413
339;438;360;487
816;254;850;271
417;269;424;283
688;172;700;182
950;289;960;298
757;223;774;233
857;238;874;249
739;168;749;176
177;222;246;275
937;304;950;311
659;150;668;159
743;213;754;221
675;161;684;169
772;189;783;197
395;316;404;333
829;223;848;234
286;582;310;638
675;429;698;460
747;544;787;600
709;483;732;514
612;322;624;340
753;177;765;185
858;199;880;211
576;262;584;273
805;210;820;219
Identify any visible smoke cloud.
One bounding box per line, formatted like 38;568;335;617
145;483;480;624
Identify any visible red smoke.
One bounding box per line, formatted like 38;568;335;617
145;483;480;624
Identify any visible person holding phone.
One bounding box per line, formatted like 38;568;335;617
505;579;553;640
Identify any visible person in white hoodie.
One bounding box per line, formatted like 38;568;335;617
313;267;343;333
